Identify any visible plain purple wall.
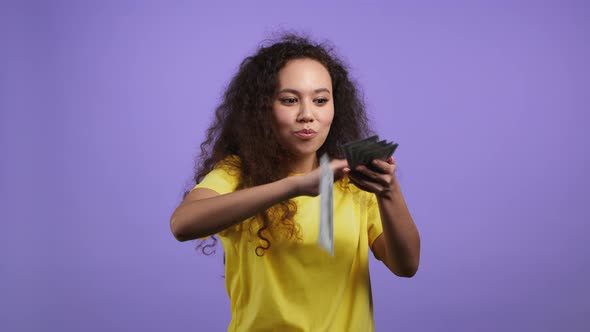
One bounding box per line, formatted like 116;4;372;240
2;0;589;331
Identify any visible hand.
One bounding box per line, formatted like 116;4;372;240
345;157;397;198
296;158;348;196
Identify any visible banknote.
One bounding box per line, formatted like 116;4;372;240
318;153;334;256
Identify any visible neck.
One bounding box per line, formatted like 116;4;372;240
287;153;318;174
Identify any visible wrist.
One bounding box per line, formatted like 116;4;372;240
377;181;402;201
283;175;302;197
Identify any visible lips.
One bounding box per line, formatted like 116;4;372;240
294;128;317;139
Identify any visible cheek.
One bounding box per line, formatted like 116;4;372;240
319;107;335;125
271;109;291;131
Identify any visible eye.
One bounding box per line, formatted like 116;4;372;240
280;97;298;104
314;97;329;105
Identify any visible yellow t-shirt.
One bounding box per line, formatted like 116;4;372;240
193;162;384;332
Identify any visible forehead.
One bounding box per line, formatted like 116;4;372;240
277;58;332;90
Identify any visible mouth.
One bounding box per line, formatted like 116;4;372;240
294;128;317;139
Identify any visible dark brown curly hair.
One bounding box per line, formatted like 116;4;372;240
189;33;371;256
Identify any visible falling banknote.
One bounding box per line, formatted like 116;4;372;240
318;153;334;256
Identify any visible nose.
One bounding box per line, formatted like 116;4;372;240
296;99;314;123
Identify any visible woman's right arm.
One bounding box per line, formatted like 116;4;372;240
170;176;302;242
169;159;347;242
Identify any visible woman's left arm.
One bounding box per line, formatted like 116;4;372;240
346;157;421;277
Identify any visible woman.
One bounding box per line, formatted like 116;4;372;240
170;33;420;331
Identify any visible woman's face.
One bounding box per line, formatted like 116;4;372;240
271;58;334;159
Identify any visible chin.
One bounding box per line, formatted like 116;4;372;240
281;136;327;158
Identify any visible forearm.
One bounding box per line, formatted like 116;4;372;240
377;184;421;276
170;176;299;241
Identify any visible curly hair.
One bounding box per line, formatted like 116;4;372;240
189;33;371;256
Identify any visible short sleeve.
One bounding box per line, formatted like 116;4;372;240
191;164;240;240
366;193;384;247
192;164;239;195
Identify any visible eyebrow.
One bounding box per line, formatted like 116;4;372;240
278;88;332;95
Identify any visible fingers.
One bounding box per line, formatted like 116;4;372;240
337;156;398;195
329;158;349;181
330;158;349;171
326;158;396;186
345;158;397;192
369;159;394;174
347;171;389;194
354;165;390;187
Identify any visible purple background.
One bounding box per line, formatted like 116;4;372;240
2;0;589;331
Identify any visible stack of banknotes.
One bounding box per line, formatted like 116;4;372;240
340;135;398;169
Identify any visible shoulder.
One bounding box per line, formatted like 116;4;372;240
212;154;241;172
193;155;242;194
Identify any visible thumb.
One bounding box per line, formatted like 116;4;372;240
330;158;349;179
330;158;348;171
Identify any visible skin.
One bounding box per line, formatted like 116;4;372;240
170;58;420;277
271;58;334;174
